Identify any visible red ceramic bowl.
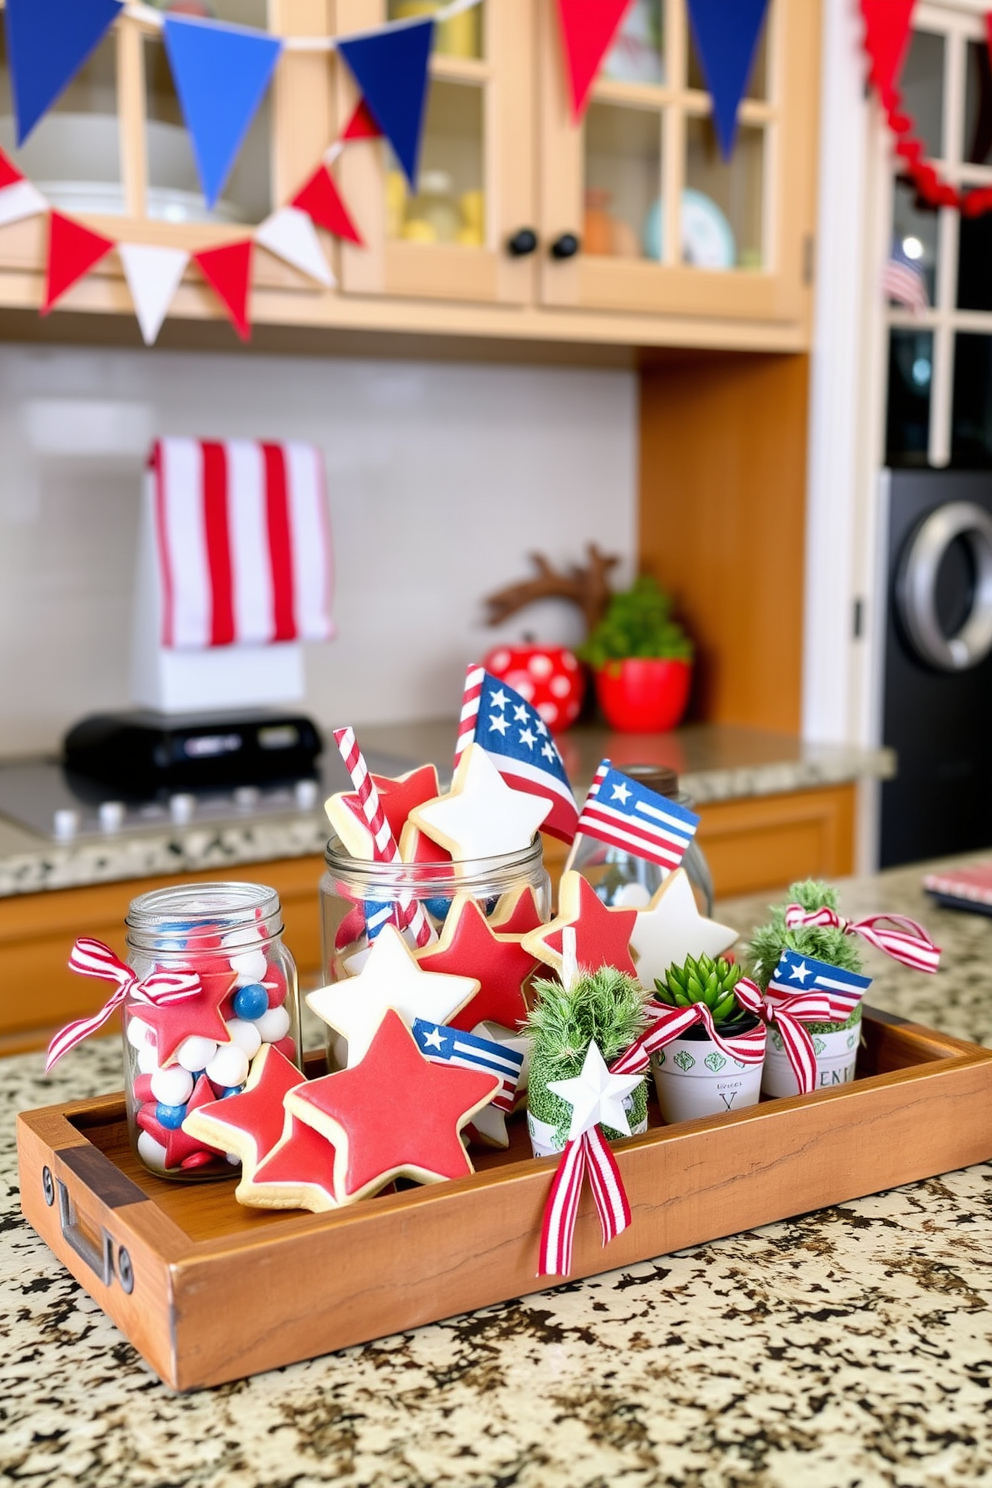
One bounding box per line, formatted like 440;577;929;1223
594;658;692;733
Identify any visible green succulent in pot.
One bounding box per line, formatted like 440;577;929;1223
654;953;757;1038
578;577;694;732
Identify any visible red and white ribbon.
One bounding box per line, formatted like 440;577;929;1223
734;976;832;1095
333;727;436;948
783;904;940;974
45;938;203;1072
538;990;766;1277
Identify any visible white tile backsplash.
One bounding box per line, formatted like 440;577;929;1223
0;344;637;757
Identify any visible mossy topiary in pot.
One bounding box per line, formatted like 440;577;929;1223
746;878;865;1039
526;964;652;1155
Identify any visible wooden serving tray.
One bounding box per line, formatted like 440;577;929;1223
18;1009;992;1392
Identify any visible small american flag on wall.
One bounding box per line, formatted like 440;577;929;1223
881;242;929;312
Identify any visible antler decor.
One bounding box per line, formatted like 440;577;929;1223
483;545;619;637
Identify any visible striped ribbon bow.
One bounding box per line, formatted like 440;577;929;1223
783;904;940;974
733;976;832;1095
45;938;203;1073
538;996;766;1277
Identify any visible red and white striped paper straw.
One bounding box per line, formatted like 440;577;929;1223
453;663;485;767
333;727;436;948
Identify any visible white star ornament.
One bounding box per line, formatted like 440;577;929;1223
547;1041;642;1141
409;743;552;858
628;868;738;987
306;924;478;1066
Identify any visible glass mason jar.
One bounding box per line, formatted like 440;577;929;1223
563;764;715;915
319;835;551;1060
123;882;301;1181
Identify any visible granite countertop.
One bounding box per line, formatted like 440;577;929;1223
0;722;894;899
3;855;992;1486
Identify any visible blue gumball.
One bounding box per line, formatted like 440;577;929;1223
423;895;452;923
233;982;269;1020
155;1101;188;1129
219;1085;244;1099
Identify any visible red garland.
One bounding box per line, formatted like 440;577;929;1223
863;0;992;218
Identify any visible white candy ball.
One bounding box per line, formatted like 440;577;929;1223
226;1152;241;1166
230;949;268;982
126;1016;153;1050
225;1017;262;1059
222;926;265;951
206;1043;250;1089
137;1041;161;1075
137;1130;169;1172
149;1065;194;1106
176;1035;218;1072
255;1005;290;1044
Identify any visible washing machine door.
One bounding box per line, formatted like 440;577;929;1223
896;499;992;670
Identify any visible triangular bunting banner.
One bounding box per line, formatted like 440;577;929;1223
163;15;282;209
554;0;635;121
119;243;190;346
193;239;253;340
860;0;916;108
4;0;123;144
256;206;334;287
338;17;433;188
685;0;770;158
42;212;115;314
292;165;363;246
0;146;47;228
341;98;382;141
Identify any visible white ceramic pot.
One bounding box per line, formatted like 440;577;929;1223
651;1035;763;1123
761;1015;862;1098
527;1105;648;1159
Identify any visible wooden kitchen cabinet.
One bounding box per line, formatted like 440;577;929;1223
0;0;819;351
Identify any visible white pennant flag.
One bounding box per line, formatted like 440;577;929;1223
0;178;47;229
119;243;190;346
256;206;335;287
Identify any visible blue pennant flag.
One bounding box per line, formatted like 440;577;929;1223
685;0;769;158
338;17;434;189
5;0;123;145
163;15;282;209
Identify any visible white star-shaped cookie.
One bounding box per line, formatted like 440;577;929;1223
547;1041;642;1141
306;924;478;1066
628;867;737;988
409;743;552;859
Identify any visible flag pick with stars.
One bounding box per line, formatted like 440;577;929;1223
454;665;579;844
412;1019;523;1115
576;759;699;872
766;949;872;1023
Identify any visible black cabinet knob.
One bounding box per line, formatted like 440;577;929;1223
550;232;580;260
507;227;538;257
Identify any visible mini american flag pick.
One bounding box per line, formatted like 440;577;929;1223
882;241;929;312
766;949;871;1023
576;760;699;871
454;666;579;844
412;1019;524;1116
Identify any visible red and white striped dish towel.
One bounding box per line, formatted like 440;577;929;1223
152;437;334;650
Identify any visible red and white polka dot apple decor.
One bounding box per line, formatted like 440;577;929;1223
483;644;584;734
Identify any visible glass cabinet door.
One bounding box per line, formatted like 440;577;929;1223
337;0;536;305
538;0;816;328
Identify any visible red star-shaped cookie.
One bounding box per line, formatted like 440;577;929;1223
180;1043;302;1171
286;1009;499;1204
415;893;539;1032
236;1109;338;1212
522;871;639;979
137;1074;225;1169
326;764;440;857
140;965;236;1066
398;820;452;865
489;884;546;936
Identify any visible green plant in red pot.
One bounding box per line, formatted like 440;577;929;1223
578;577;693;732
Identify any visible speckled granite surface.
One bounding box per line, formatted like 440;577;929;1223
0;723;893;900
4;856;992;1487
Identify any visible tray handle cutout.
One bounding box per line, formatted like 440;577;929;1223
57;1176;115;1286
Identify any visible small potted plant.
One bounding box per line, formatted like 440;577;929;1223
526;964;651;1157
651;954;765;1122
747;879;867;1094
578;576;694;732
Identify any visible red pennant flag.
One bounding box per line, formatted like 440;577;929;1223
0;147;23;189
42;211;115;314
860;0;916;107
193;238;253;341
292;164;363;246
555;0;635;120
341;98;382;141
